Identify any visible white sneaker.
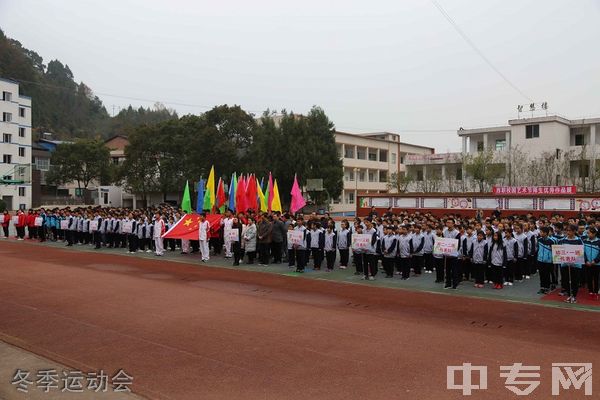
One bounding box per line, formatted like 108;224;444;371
368;276;375;281
525;275;531;279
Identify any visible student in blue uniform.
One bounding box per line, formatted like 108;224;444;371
583;227;600;300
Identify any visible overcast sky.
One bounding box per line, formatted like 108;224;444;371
1;0;599;151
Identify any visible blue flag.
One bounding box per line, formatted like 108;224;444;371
228;172;236;212
196;178;205;213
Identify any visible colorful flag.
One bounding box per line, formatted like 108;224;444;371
228;172;237;212
196;178;205;213
246;174;258;212
271;179;282;213
162;213;223;240
181;180;192;214
267;172;274;211
290;174;306;214
203;165;216;211
236;175;246;213
257;180;268;212
216;178;226;213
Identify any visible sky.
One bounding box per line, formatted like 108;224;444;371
1;0;599;152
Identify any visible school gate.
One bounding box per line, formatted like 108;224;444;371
356;192;600;218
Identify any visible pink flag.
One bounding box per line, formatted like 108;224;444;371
290;174;306;214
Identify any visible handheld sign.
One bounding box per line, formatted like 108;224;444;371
89;220;99;232
34;217;44;227
122;221;133;234
433;237;459;257
552;244;584;265
11;216;19;225
287;230;304;246
60;220;69;230
351;234;372;251
225;228;239;242
0;215;4;224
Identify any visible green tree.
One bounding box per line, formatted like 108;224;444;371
46;139;111;197
387;172;413;193
464;149;504;192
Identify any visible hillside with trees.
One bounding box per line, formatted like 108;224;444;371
0;29;177;139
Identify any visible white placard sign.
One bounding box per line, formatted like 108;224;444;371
287;230;304;246
60;220;69;230
89;220;99;232
351;233;372;250
0;215;4;224
433;237;459;257
11;216;19;225
34;217;44;227
225;228;239;242
122;221;133;234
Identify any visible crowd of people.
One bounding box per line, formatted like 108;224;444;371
2;205;599;304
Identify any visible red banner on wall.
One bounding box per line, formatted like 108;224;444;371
492;186;576;195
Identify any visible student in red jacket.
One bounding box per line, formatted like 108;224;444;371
16;210;26;240
1;210;9;238
26;209;37;240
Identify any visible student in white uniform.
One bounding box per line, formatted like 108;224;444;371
221;211;234;258
198;213;211;262
153;212;165;256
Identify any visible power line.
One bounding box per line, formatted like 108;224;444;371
430;0;533;102
11;78;264;114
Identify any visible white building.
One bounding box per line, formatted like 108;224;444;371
405;115;600;192
0;78;32;210
332;131;434;215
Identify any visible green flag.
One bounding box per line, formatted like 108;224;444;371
181;180;192;213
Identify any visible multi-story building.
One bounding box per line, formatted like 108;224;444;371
405;115;600;192
0;78;32;210
332;131;434;215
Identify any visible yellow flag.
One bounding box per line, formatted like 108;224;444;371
257;180;268;212
271;179;282;212
203;165;215;210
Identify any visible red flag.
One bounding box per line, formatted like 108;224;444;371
246;174;258;212
162;213;223;240
216;178;226;208
235;175;247;213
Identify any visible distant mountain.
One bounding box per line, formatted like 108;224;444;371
0;29;178;139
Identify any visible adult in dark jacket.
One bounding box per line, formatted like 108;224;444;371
257;215;273;265
270;214;286;264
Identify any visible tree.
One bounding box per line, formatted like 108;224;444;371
387;172;412;193
464;149;504;192
46;139;111;196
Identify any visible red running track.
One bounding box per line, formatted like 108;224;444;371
0;241;599;399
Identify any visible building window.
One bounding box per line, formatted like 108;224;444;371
391;153;396;163
525;124;539;139
18;147;25;157
379;170;387;183
346;192;355;204
336;144;343;158
400;156;404;164
332;195;341;204
495;139;506;151
344;146;354;159
344;169;354;181
379;150;387;162
2;112;12;122
368;171;376;182
3;133;11;143
455;168;463;181
356;147;366;160
18;187;26;197
575;134;585;146
477;141;484;151
3;154;12;164
2;91;12;101
416;170;424;181
358;170;365;182
368;148;377;161
19;204;26;210
2;175;11;181
18;127;25;137
35;158;50;171
19;107;25;118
